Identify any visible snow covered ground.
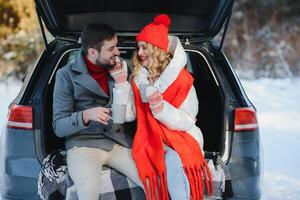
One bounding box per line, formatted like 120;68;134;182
0;77;300;199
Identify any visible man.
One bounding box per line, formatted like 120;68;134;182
52;23;140;200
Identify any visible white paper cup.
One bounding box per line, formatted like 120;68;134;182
111;104;126;124
139;84;149;103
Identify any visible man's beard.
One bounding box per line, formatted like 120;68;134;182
95;57;115;69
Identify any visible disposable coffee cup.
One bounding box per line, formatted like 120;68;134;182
139;84;149;103
111;104;126;124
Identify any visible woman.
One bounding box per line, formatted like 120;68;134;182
130;14;214;200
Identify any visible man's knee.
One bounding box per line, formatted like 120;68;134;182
75;179;102;199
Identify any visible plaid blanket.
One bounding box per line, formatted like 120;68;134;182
38;151;230;200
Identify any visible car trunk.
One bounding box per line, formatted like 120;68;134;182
34;0;233;154
38;40;225;158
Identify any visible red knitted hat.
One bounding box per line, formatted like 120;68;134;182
136;14;171;52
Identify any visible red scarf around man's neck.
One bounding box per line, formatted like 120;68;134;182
84;56;109;95
132;68;213;200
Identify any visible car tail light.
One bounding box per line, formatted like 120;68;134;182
234;107;258;132
7;104;33;130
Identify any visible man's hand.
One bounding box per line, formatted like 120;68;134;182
146;86;164;114
83;107;111;125
109;57;128;86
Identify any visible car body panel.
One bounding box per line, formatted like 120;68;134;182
0;128;40;200
227;130;263;199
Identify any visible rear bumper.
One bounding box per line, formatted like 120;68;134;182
0;128;40;200
5;157;40;178
0;174;40;200
227;130;263;199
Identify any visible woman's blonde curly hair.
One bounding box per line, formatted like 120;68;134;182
132;43;172;81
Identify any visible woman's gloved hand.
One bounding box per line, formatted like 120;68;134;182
145;85;164;114
109;57;128;87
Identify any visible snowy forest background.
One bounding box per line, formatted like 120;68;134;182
0;0;300;80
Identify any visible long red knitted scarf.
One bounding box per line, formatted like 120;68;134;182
132;68;214;200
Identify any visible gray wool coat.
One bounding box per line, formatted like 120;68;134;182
52;51;133;151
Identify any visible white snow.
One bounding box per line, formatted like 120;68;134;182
0;77;300;199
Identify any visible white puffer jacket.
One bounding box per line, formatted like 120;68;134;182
113;36;204;150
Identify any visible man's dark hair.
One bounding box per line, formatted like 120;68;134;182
81;23;116;56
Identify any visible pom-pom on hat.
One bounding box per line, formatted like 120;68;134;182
136;14;171;52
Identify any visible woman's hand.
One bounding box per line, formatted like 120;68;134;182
146;86;164;114
109;57;128;86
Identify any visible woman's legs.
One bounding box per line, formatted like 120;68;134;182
67;147;108;200
165;147;190;200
